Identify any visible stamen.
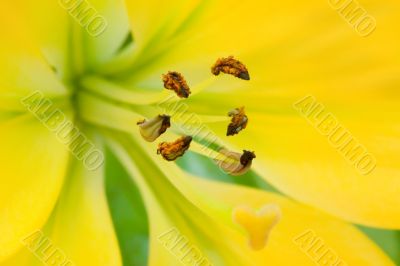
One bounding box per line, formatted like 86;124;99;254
233;204;281;250
211;56;250;80
137;115;171;142
227;107;248;136
214;149;255;176
162;71;191;98
157;136;192;161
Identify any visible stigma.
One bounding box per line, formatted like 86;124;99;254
157;136;192;161
137;115;171;142
233;204;281;250
227;107;248;136
211;56;250;80
162;71;191;98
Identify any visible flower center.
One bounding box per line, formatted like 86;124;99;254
70;55;256;176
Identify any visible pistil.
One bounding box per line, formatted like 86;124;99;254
233;204;281;250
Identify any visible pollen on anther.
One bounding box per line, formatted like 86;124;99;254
162;71;191;98
157;136;192;161
211;56;250;80
227;107;248;136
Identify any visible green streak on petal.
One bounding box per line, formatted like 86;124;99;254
116;32;134;54
105;147;149;266
358;226;400;265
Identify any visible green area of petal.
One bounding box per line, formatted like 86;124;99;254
358;226;400;265
105;147;149;266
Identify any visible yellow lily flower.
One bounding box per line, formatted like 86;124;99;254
0;0;399;265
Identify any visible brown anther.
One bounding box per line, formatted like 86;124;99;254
227;107;248;136
162;71;191;98
211;56;250;80
240;150;256;166
157;136;192;161
158;115;171;135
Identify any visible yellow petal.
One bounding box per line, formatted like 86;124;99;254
46;135;122;266
189;177;396;266
136;0;400;228
0;247;40;266
10;0;131;77
0;115;70;262
189;92;400;228
2;136;122;266
0;4;72;261
107;131;395;266
124;0;204;50
118;0;335;84
11;0;70;79
0;2;69;113
100;0;208;75
78;0;131;69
